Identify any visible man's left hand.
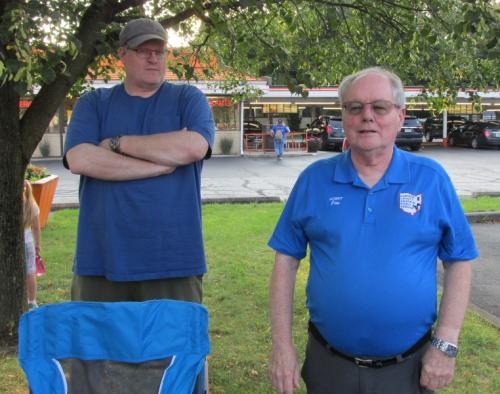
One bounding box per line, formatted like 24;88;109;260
99;138;112;151
420;346;456;390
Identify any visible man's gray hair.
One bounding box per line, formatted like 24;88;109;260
338;67;406;108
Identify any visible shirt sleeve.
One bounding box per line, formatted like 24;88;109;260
64;91;101;155
268;173;309;260
180;85;215;148
437;172;479;262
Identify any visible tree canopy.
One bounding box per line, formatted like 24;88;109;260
0;0;498;343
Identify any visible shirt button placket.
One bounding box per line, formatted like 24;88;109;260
364;191;376;224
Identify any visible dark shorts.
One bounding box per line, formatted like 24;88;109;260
301;331;434;394
71;275;203;303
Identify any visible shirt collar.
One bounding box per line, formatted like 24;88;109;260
333;146;410;187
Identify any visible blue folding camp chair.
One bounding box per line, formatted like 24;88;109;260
18;299;210;394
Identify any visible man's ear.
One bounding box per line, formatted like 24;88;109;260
399;106;406;126
117;47;126;59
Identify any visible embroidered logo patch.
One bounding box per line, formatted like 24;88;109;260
399;193;422;215
329;196;344;206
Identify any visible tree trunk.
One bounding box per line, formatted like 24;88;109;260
0;82;27;346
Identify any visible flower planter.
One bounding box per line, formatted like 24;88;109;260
307;139;321;153
31;174;59;228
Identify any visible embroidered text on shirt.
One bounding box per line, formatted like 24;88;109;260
329;196;344;206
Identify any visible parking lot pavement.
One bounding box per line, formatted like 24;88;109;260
36;145;500;205
438;222;500;327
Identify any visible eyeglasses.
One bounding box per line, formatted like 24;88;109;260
342;100;400;116
128;47;166;59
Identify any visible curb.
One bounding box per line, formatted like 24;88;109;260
465;211;500;223
52;197;282;210
202;196;281;204
468;303;500;329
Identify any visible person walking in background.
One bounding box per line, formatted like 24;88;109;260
64;17;215;305
268;67;477;394
23;180;41;310
271;119;290;160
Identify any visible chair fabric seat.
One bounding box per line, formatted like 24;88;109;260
18;300;210;394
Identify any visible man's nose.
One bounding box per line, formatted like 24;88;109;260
361;103;375;121
147;52;161;62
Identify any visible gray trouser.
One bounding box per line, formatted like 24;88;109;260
301;331;434;394
71;275;203;303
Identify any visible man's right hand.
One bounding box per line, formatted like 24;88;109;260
269;343;301;393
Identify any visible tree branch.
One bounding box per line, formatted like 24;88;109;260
20;0;148;159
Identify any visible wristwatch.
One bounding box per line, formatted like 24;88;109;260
109;135;122;154
430;336;458;358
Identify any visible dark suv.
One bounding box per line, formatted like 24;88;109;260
448;121;500;149
422;116;467;142
306;116;345;151
395;117;423;151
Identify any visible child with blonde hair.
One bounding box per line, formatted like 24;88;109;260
23;180;41;309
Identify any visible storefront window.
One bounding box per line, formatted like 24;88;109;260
208;97;239;131
20;99;62;134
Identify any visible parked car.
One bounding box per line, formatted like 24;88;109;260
395;116;423;151
244;120;264;134
448;121;500;149
306;116;345;151
243;120;264;148
422;115;467;142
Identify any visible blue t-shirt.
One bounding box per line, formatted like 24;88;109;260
268;147;478;357
64;83;215;281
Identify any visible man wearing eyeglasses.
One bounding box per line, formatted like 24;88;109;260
64;18;214;306
268;67;477;393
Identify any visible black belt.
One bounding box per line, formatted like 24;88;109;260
308;321;431;369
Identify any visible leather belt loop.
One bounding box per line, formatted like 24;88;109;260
308;320;431;369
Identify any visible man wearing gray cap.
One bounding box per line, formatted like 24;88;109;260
64;18;215;305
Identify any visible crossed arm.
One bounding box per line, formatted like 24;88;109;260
66;129;209;181
269;252;301;394
420;260;472;391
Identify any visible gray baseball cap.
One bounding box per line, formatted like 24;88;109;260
119;18;167;48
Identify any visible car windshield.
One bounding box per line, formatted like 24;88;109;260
403;118;421;127
244;122;262;132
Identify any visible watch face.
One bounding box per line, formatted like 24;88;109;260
431;337;458;357
445;344;458;357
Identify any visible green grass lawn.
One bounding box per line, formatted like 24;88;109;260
1;199;499;393
460;195;500;213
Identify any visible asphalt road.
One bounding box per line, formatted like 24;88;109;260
37;145;500;205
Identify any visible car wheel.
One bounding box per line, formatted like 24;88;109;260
424;132;433;142
448;136;455;146
410;144;421;151
471;137;479;149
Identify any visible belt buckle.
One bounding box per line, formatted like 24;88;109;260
354;357;384;368
354;357;373;368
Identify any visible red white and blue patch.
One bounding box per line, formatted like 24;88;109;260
399;193;422;216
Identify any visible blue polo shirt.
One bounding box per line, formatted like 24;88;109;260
268;147;478;357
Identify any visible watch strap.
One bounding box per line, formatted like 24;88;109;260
109;135;122;153
430;336;458;358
